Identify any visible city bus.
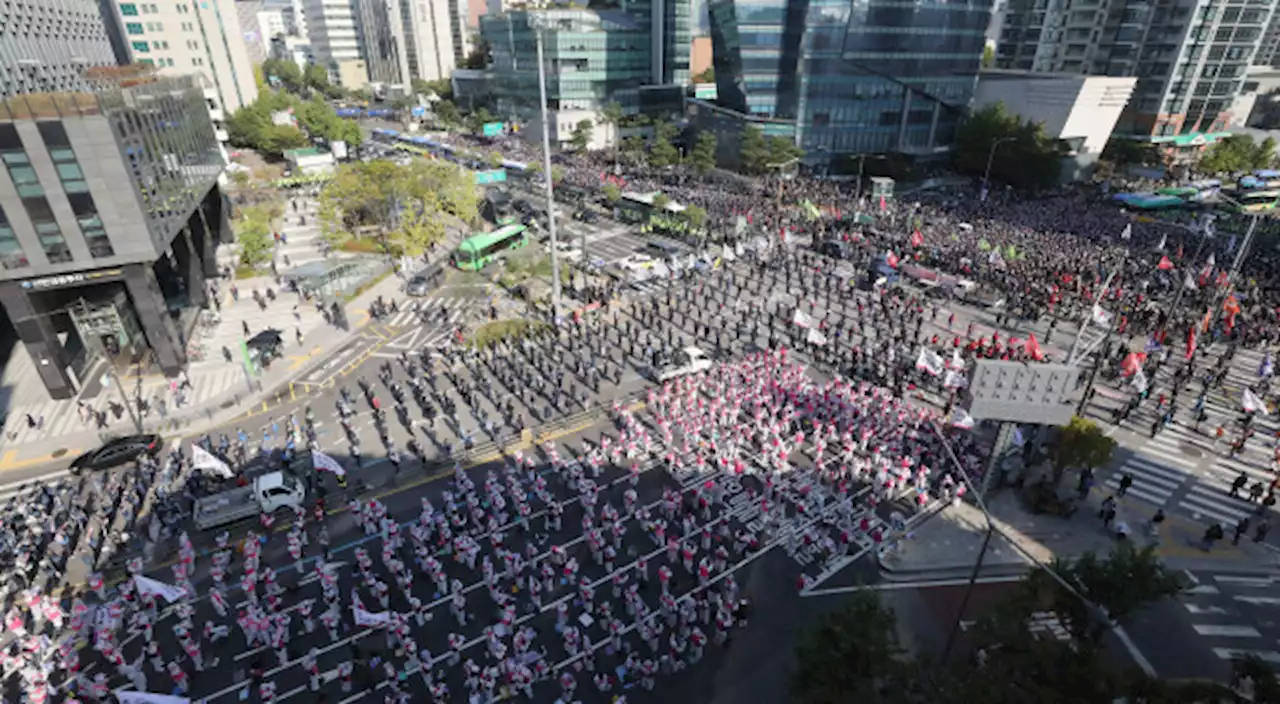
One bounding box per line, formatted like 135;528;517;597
1224;189;1280;214
452;224;529;271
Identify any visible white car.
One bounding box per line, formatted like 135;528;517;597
657;346;714;381
545;240;583;263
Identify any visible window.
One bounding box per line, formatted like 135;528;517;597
126;22;144;34
131;41;150;53
1;151;43;198
120;2;138;14
139;58;155;67
0;206;28;270
24;198;72;264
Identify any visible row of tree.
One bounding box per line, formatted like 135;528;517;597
793;545;1272;703
225;91;363;158
315;160;478;256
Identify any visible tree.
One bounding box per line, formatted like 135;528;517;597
981;44;996;68
651;193;670;212
649;120;679;167
693;66;715;84
1102;137;1160;168
262;58;303;93
317;159;478;252
463;37;490;69
228;170;251;190
467;107;496;135
487;151;503;169
952;102;1064;190
738;126;770;174
791;591;919;704
767;135;804;168
690;131;718;174
236;205;275;269
569;119;594;152
602;183;622;203
597;101;624;155
1199;134;1276;174
413;78;452;100
1049;416;1116;486
434;100;461;126
683;204;707;229
303;64;329;92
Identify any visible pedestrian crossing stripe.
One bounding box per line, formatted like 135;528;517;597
1209;455;1275;488
1213;648;1280;664
1180;484;1251;527
1139;436;1201;470
1101;478;1168;508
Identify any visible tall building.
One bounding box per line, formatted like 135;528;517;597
0;0;121;96
234;0;273;65
106;0;260;134
997;0;1277;139
401;0;460;82
483;6;691;146
356;0;409;84
0;66;227;399
304;0;362;71
706;0;992;165
1256;8;1280;69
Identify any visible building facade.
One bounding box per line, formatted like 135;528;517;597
483;6;691;146
355;0;410;85
0;0;122;97
304;0;363;70
997;0;1277;139
707;0;993;166
400;0;460;82
107;0;260;130
0;70;227;399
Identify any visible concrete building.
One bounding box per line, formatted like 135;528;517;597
107;0;259;143
264;0;308;38
706;0;992;169
1256;7;1280;69
0;69;227;399
0;0;122;97
483;6;691;148
401;0;461;82
689;35;711;80
974;70;1138;180
233;1;275;65
304;0;362;70
996;0;1277;142
356;0;410;85
334;57;369;87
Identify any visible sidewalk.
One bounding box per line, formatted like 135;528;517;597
880;483;1280;580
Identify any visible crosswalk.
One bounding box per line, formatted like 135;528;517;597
1181;571;1280;666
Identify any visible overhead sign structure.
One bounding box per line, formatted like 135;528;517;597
482;122;505;137
474;169;507;185
962;360;1082;427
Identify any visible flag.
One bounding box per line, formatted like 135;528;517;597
353;606;391;627
943;369;967;389
721;243;736;262
116;693;192;704
1157;255;1174;271
134;576;187;604
1260;352;1273;378
950;407;976;430
910;230;924;248
792;309;814;328
1185;327;1197;361
1025;334;1044;361
947;349;966;370
1091;304;1113;328
1223;295;1241;316
885;250;900;268
1132;368;1148;393
1205;252;1215;269
191;445;233;479
806;328;828;346
1119;223;1132;240
977;238;992;252
1120;352;1146;377
1243;388;1270;415
1156;233;1166;251
312;450;347;477
988;249;1005;267
915;348;945;376
1183;272;1197;290
879;195;886;211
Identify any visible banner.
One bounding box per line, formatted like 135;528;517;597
943;369;967;389
947;349;966;371
721;243;737;262
1090;304;1113;328
915;348;944;376
806;328;828;346
792;309;814;328
312;450;346;477
950;408;976;430
354;606;391;627
134;576;187;604
191;445;233;479
1243;388;1270;415
117;693;191;704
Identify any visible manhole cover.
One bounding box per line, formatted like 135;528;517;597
50;448;68;459
1179;443;1203;458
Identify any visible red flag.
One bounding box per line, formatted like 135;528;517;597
885;251;900;268
1120;352;1146;377
879;195;886;211
1157;255;1174;271
1215;270;1229;287
1025;334;1044;361
910;230;924;248
1186;327;1197;360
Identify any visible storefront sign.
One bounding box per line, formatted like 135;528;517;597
21;268;123;290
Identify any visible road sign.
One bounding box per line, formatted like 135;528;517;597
482;122;505;137
411;106;426;118
474;169;507;185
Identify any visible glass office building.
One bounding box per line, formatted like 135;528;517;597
707;0;994;165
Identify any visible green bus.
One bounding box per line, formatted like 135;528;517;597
453;224;529;271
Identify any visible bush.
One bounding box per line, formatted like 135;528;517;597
468;319;550;349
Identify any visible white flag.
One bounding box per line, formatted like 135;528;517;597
792;309;814;328
721;243;737;262
1183;273;1197;290
806;328;828;346
943;369;967;389
950;408;976;430
134;576;187;604
116;693;192;704
1131;368;1148;393
915;348;944;376
1243;388;1270;415
190;445;233;479
354;605;391;627
947;349;966;370
1091;304;1113;328
1156;233;1166;251
1205;252;1216;268
1119;223;1132;240
312;450;346;477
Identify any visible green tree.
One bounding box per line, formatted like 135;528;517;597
649;120;679;167
236;205;275;269
597;101;624;156
651;193;670;212
569;119;594;151
434;100;461;126
791;591;918;704
463;37;490;69
467;107;496;134
487;151;503;168
766;135;804;168
690;131;718;174
981;44;996;68
317;159;478;251
1199;134;1276;174
413;78;453;100
262;58;303;93
228;170;251;190
621;134;645;156
738;126;770;174
303;64;329;92
1049;415;1117;486
952;102;1064;190
602;182;622;203
692;66;715;84
683;204;707;229
1102;137;1160;167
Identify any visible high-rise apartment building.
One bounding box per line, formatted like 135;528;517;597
483;6;691;145
356;0;410;84
0;66;227;399
997;0;1276;137
400;0;461;81
106;0;260;137
304;0;362;70
1256;8;1280;68
0;0;121;96
706;0;992;163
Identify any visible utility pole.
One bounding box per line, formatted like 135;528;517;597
532;17;562;320
76;299;143;433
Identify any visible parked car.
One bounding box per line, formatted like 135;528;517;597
546;240;583;263
70;434;163;474
656;346;714;381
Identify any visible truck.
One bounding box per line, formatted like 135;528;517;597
194;472;306;531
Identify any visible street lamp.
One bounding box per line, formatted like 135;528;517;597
529;10;562;319
980;137;1016;202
